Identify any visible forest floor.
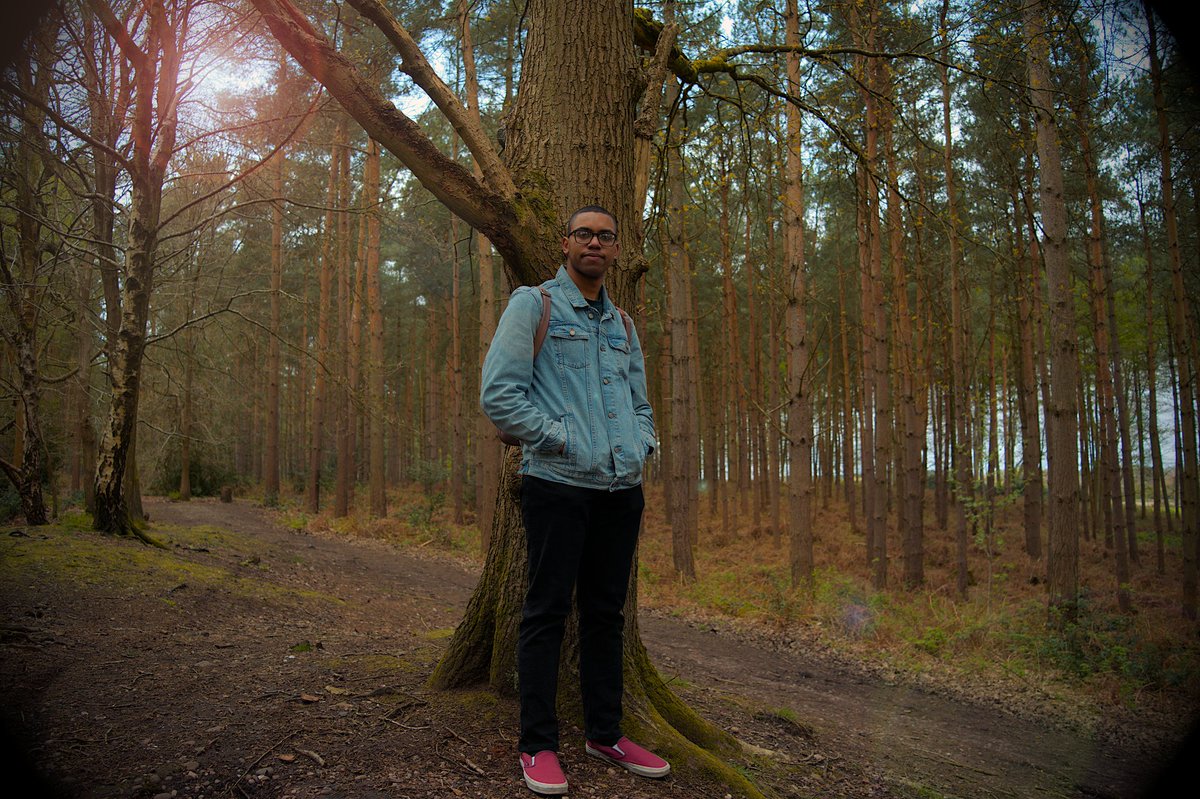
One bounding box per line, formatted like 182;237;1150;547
1;497;1193;799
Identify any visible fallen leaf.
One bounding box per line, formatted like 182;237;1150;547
324;685;348;695
278;754;296;763
299;693;322;703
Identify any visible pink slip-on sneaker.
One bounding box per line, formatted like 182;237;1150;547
520;750;568;795
584;736;671;778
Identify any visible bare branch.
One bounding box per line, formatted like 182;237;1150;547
0;79;134;172
85;0;146;67
345;0;514;199
245;0;528;266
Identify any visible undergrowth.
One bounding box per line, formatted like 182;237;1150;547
252;480;1199;716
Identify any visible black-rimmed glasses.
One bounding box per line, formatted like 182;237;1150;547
567;228;617;246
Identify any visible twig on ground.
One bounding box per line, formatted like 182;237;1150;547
444;726;473;746
297;748;326;766
229;730;299;795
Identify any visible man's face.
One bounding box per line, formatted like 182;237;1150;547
562;211;620;283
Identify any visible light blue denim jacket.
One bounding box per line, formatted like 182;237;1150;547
480;266;656;490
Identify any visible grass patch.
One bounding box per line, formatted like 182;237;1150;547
632;486;1200;716
250;480;1200;718
0;516;342;609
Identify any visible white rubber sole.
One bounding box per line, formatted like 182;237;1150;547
521;760;568;795
584;742;671;778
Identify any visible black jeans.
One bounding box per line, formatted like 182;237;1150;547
517;476;644;754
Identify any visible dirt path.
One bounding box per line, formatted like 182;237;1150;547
0;498;1182;799
641;616;1159;799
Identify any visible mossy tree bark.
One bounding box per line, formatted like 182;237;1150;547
0;28;52;526
251;0;763;794
90;0;182;541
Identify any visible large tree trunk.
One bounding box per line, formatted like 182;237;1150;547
254;1;758;791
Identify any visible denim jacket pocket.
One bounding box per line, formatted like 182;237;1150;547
549;324;590;369
608;335;631;376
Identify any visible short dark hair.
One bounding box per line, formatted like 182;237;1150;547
567;205;618;234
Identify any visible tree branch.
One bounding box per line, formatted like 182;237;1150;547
345;0;514;199
246;0;530;268
0;79;134;172
157;86;323;232
85;0;146;67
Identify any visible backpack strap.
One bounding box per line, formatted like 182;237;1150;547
531;286;552;360
616;307;633;343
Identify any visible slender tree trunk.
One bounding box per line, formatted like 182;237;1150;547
461;0;499;547
1012;184;1043;559
941;0;971;597
93;0;182;538
306;130;340;514
665;77;697;581
1146;0;1198;618
1075;59;1135;592
264;133;285;505
334;121;353;517
450;216;465;525
784;0;813;587
1024;0;1081;618
885;72;923;588
745;185;764;535
1139;193;1166;574
838;269;858;534
366;139;387;517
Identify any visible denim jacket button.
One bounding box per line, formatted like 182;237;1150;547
569;329;576;336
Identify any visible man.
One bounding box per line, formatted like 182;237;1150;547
481;206;670;795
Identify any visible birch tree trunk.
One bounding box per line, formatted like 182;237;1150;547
92;0;183;537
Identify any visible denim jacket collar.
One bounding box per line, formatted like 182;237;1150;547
553;265;615;319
